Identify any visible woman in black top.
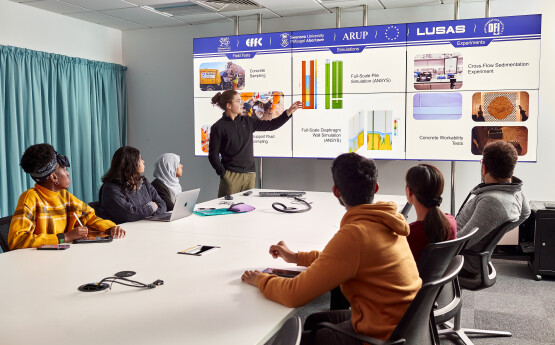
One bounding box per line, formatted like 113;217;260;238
98;146;166;224
151;153;183;211
208;90;301;197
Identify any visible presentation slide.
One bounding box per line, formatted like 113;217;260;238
193;14;541;162
405;15;541;161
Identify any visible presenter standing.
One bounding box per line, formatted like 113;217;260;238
208;90;301;197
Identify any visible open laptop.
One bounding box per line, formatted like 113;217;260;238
147;188;200;222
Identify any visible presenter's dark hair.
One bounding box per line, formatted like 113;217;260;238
482;141;518;179
331;153;377;206
102;146;144;192
211;90;238;111
20;144;56;180
406;164;452;243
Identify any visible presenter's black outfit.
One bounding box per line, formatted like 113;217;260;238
208;111;290;197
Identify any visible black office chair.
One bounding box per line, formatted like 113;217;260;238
418;227;479;284
0;216;13;252
400;202;413;220
268;316;302;345
435;220;525;344
312;255;465;345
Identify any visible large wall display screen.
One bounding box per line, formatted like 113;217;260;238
193;14;541;162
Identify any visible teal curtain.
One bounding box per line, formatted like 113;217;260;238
0;45;127;217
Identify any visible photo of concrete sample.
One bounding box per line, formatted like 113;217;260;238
367;110;393;151
414;53;463;90
471;126;528;155
413;93;462;120
471;91;529;122
199;61;245;91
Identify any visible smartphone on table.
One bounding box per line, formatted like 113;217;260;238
37;244;70;250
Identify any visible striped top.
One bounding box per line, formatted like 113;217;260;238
8;184;115;249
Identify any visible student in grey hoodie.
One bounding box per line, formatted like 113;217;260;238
456;141;530;277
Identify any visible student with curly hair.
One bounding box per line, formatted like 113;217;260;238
8;144;125;250
98;146;166;224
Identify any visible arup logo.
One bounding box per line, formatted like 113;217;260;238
246;38;263;47
219;37;230;47
280;33;290;47
343;31;368;40
484;19;504;36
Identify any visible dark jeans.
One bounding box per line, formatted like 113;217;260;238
300;311;363;345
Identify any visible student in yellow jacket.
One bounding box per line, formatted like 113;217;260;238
241;153;421;345
9;144;126;250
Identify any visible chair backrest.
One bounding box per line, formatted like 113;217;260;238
460;220;524;290
269;316;302;345
390;255;464;345
0;216;13;253
417;227;478;284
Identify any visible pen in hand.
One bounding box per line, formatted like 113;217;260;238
73;212;84;227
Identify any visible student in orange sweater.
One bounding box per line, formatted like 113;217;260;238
241;153;421;345
9;144;125;250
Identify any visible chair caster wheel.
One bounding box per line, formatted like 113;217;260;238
535;275;542;281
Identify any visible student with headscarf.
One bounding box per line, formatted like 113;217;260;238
8;144;126;250
151;153;183;211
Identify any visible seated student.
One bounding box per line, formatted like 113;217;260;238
405;164;457;262
151;153;183;211
8;144;125;250
241;153;421;345
99;146;166;224
457;141;530;277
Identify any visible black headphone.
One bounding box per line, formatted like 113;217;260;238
272;197;312;213
78;271;164;292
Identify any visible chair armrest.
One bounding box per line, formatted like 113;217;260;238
311;322;405;345
460;249;494;289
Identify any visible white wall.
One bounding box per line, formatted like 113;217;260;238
0;0;122;64
123;0;555;213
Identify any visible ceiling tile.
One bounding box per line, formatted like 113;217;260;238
9;0;43;3
255;0;328;16
62;0;137;11
65;11;148;30
102;6;186;27
219;8;279;18
22;0;90;14
175;12;231;24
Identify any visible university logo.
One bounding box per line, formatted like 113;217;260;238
484;18;504;36
219;37;230;47
280;33;290;47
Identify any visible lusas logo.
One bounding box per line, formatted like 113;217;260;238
343;31;369;40
416;25;465;36
484;19;504;36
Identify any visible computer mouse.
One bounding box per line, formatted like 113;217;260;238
224;195;233;200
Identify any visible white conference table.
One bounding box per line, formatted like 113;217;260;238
0;190;407;345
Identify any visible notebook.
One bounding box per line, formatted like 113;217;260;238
146;188;200;222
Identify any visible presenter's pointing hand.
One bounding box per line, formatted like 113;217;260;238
269;241;298;264
286;101;302;116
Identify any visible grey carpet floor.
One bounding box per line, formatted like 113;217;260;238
267;258;555;344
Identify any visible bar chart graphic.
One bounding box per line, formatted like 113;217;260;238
325;59;343;109
367;110;393;150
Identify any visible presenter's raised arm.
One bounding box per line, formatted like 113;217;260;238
286;101;302;116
